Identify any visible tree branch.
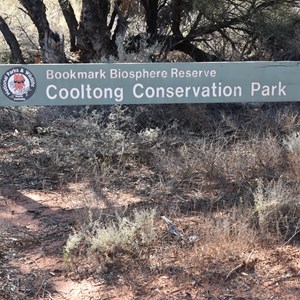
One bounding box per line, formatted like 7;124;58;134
171;39;218;62
187;0;289;39
0;15;24;63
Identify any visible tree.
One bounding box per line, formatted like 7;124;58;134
18;0;66;63
0;0;300;63
0;16;24;63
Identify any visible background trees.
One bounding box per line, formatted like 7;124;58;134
0;0;300;63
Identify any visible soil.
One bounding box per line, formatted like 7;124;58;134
1;183;300;300
0;124;300;300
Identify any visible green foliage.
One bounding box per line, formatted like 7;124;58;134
251;6;300;60
64;230;84;261
64;208;157;268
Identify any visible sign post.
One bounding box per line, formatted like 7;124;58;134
1;62;299;106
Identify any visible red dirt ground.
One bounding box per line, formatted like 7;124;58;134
1;183;300;300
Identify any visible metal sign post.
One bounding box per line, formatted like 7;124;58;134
1;61;299;106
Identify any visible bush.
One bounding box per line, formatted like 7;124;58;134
253;178;300;239
283;131;300;183
283;132;300;154
64;208;157;272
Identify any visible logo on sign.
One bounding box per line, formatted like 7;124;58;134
1;67;36;102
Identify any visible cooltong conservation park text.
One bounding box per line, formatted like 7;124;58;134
0;62;298;106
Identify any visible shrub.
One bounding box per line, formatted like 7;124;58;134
64;208;157;271
199;208;256;258
253;178;300;239
283;132;300;154
283;131;300;183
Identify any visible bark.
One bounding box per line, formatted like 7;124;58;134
19;0;66;63
77;0;116;61
140;0;159;36
58;0;78;52
171;40;218;61
171;0;183;37
112;1;129;44
128;34;218;62
137;0;217;61
0;15;24;63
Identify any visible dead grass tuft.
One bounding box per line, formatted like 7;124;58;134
64;208;157;274
253;178;300;239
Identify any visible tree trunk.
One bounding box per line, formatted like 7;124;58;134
111;1;129;44
0;15;24;63
140;0;158;36
58;0;78;52
171;0;183;37
19;0;66;63
77;0;116;62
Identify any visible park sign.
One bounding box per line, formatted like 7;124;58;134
0;61;299;106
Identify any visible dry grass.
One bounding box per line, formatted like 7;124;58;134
253;178;300;239
1;103;300;299
34;103;297;279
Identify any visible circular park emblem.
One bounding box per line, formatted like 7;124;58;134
1;67;36;102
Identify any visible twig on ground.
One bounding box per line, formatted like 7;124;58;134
268;274;300;286
245;250;255;264
284;229;300;246
225;250;255;281
225;263;245;281
17;228;41;244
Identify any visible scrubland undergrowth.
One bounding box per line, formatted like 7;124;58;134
1;103;300;286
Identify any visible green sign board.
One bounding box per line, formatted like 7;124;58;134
0;61;299;106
